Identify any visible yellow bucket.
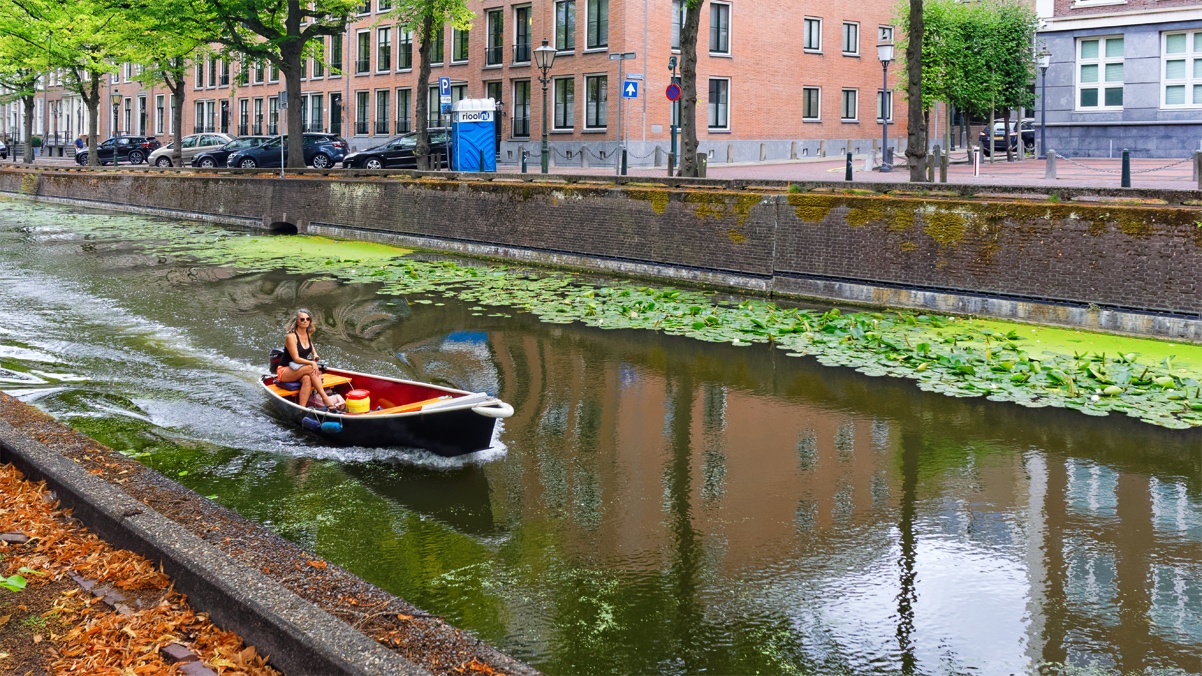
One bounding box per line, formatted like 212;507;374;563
346;389;371;414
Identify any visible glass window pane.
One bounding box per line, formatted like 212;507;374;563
1080;88;1098;107
1105;37;1123;58
1080;40;1099;59
1194;59;1202;78
1166;59;1186;79
1080;64;1098;83
1104;86;1123;106
1104;63;1123;82
1195;32;1202;52
1166;33;1187;54
1165;85;1186;105
1193;85;1202;104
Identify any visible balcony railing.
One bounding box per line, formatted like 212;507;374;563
375;119;390;135
485;45;504;66
356;58;370;74
512;116;530;137
513;43;530;63
238;123;248;136
396;118;411;134
355;120;369;135
252;121;263;135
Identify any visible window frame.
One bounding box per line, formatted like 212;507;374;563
876;88;893;122
375;88;391;135
513;5;531;63
331;33;344;76
356;29;372;74
671;0;686;52
555;0;576;52
584;73;608;129
587;0;608;50
354;90;370;135
396;87;412;133
155;94;165;134
1076;35;1124;111
707;77;730;131
553;75;575;130
398;30;413;70
841;88;858;122
452;27;470;64
804;17;822;53
512;79;532;137
802;87;821;121
377;26;392;72
1161;31;1202;109
710;2;731;55
842;22;859;56
486;10;504;66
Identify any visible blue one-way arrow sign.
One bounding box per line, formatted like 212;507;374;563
622;80;639;98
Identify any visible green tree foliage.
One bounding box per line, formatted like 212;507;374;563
389;0;473;170
0;26;43;164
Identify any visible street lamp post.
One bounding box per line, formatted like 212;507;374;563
877;34;894;172
533;39;557;174
109;92;122;168
1037;46;1051;160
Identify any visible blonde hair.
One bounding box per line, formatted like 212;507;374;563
286;308;314;334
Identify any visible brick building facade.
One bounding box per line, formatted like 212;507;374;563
3;0;906;166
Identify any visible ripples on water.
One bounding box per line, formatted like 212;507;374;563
0;200;1199;674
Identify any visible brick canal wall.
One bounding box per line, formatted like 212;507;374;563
3;168;1201;341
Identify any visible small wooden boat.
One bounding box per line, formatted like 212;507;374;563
259;367;513;457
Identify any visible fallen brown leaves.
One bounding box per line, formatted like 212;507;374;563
0;464;280;675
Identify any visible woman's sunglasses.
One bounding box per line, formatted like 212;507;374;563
298;317;311;323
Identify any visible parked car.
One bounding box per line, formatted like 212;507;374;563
341;128;451;169
225;133;348;169
74;136;162;165
0;140;7;160
149;133;232;167
978;119;1034;156
191;136;274;168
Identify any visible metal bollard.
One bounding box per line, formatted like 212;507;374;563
1121;149;1131;188
939;145;949;183
1194;150;1202;190
696;153;708;178
845;152;853;181
521;149;527;173
1045;150;1057;180
667;151;675;177
620;148;628;176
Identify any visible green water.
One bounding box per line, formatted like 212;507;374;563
0;199;1198;674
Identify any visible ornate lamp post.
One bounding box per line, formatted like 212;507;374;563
1037;46;1051;160
877;33;894;172
533;39;557;174
109;92;122;167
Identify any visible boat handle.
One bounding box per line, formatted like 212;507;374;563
472;401;514;418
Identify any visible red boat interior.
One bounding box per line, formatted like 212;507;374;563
263;369;462;415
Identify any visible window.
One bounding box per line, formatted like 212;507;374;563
804;18;821;52
671;0;685;51
137;96;147;134
378;0;390;10
238;98;249;135
877;89;893;122
358;0;370;14
155;95;165;134
208;57;218;87
427;86;446;127
842;22;859;55
1078;36;1123;109
377;27;391;71
1162;32;1202;107
330;93;342;135
376;90;390;134
841;88;857;121
710;3;730;54
431;27;444;64
355;90;369;134
193;101;204;133
357;31;371;73
253;98;263;134
220;59;230;86
513;80;531;136
556;1;576;51
254;60;264;84
195;59;204;88
453;28;469;63
802;87;820;121
396;88;411;133
585;74;607;128
587;0;608;49
267;96;279;134
299;56;307;80
486;10;504;65
708;78;729;129
124;98;133;133
312;38;325;78
331;34;343;74
514;6;531;62
238;58;250;85
553;77;574;129
399;31;412;69
269;62;279;82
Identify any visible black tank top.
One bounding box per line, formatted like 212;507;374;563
291;331;314;361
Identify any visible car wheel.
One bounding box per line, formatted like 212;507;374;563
128;151;145;165
76;154;87;165
311;153;332;169
199;157;216;168
364;157;383;170
155;156;172;167
238;158;258;169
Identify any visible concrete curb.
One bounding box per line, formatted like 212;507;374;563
0;418;429;676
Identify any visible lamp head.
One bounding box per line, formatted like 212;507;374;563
1037;45;1051;70
533;39;557;71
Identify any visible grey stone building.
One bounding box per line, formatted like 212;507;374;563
1037;0;1202;158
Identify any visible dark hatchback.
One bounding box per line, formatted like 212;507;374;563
225;133;348;168
192;136;274;168
74;136;163;165
341;129;451;169
978;119;1035;156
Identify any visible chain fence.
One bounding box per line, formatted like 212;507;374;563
1055;153;1194;175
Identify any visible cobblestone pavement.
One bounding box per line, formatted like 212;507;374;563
9;151;1198;190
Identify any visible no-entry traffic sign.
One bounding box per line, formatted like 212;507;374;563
666;83;681;101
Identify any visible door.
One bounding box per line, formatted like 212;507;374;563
330;94;343;136
220;101;230;134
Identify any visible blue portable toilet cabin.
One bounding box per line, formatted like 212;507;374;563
451;98;497;172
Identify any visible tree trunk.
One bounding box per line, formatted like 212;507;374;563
905;0;927;182
415;13;434;171
85;72;100;167
1003;108;1013;162
167;61;186;166
280;46;305;168
676;1;702;177
22;96;35;165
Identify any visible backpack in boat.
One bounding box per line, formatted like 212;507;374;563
268;348;287;373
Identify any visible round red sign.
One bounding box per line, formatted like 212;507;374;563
666;83;681;101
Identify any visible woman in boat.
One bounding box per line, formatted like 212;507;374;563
278;309;339;410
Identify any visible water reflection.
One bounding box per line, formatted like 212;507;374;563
0;203;1199;673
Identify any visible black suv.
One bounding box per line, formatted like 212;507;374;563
75;136;162;165
225;133;349;168
341;128;452;169
978;119;1035;156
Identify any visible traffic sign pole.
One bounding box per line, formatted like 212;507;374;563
609;52;636;176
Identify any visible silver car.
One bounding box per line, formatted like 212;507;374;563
149;133;232;167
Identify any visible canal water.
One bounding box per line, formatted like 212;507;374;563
0;200;1198;674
